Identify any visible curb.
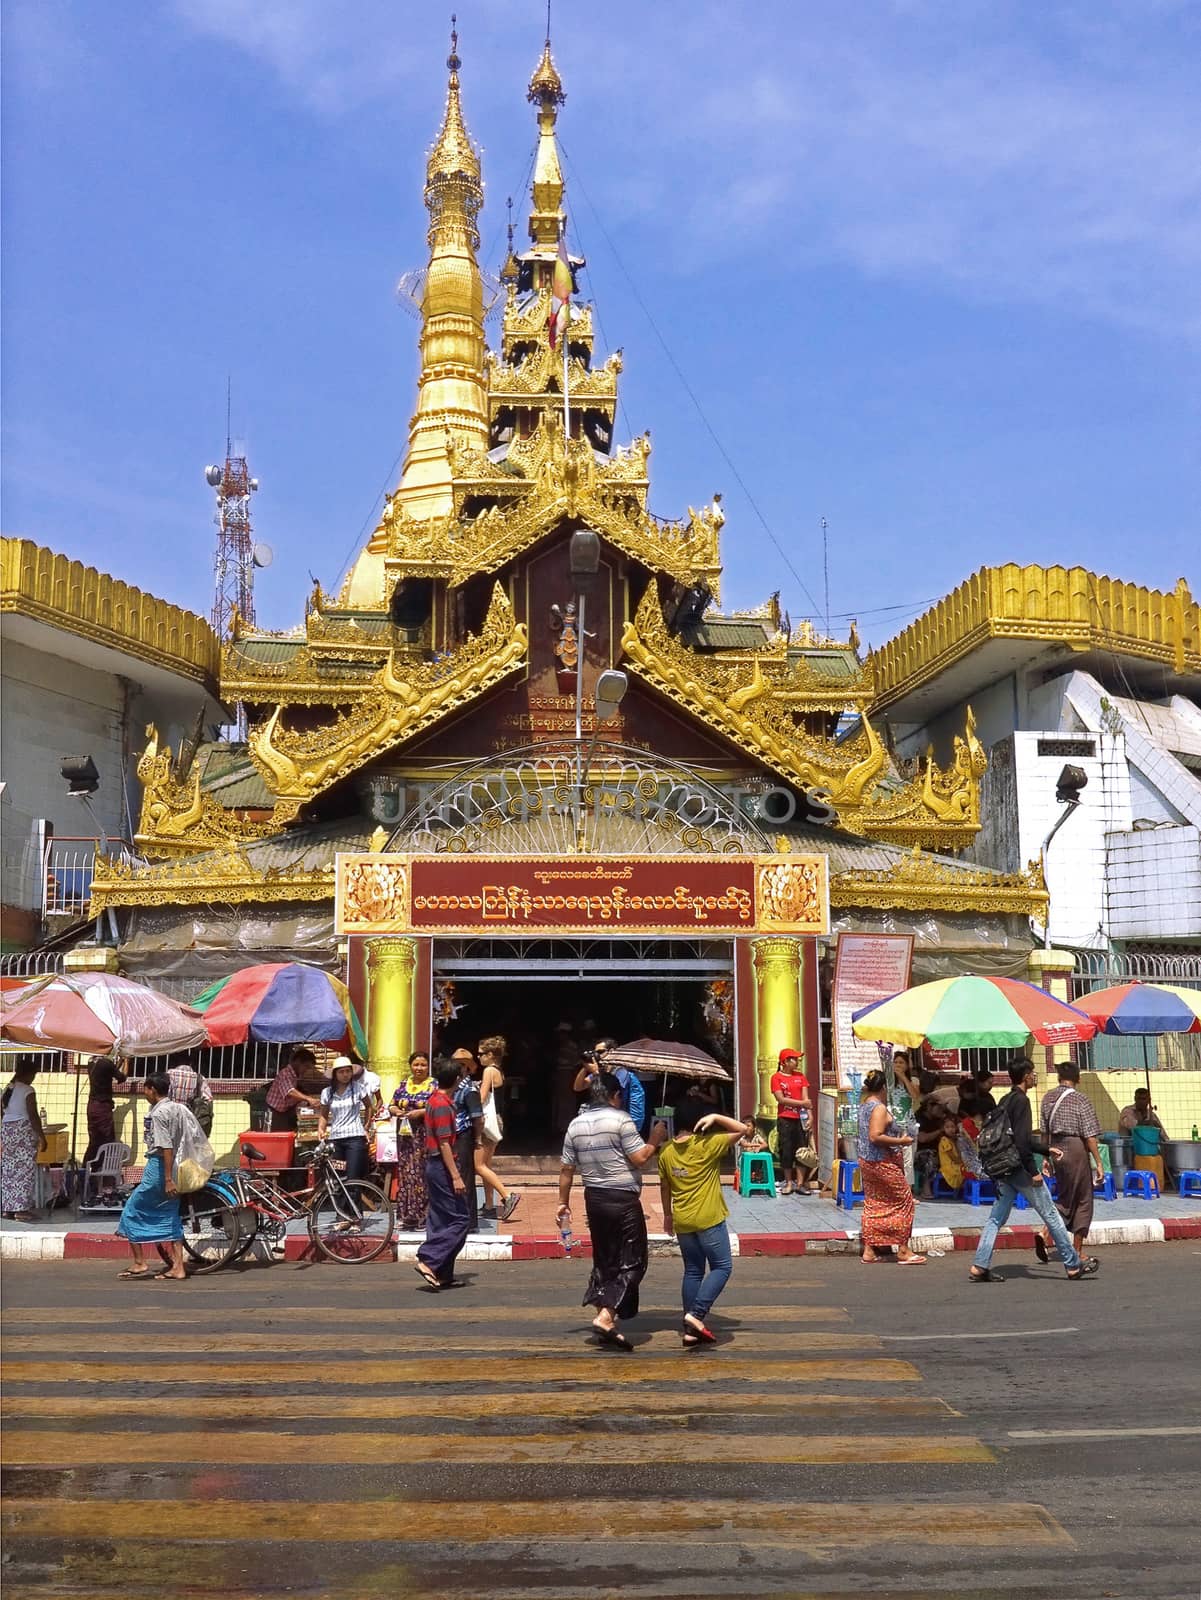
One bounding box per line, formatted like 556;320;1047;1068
3;1214;1198;1264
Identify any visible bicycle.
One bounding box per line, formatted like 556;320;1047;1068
183;1140;396;1270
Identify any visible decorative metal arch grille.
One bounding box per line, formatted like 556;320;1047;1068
389;740;766;857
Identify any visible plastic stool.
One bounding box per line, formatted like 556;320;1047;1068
1123;1170;1160;1199
1095;1172;1117;1201
739;1149;776;1198
1178;1170;1201;1198
930;1174;958;1200
964;1177;996;1206
835;1158;862;1210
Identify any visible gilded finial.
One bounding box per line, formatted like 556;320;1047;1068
500;195;519;283
426;13;481;188
528;38;566;108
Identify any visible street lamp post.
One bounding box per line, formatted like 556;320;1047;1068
1040;763;1088;949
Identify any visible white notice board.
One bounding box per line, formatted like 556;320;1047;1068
817;1091;838;1188
832;932;914;1089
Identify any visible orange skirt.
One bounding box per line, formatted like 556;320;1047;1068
861;1155;915;1249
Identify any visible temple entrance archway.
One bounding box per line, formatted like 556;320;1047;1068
386;739;768;857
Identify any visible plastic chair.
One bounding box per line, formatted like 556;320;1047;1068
739;1150;776;1198
964;1177;996;1206
835;1158;862;1210
1123;1170;1159;1199
930;1174;958;1200
81;1142;131;1208
1178;1170;1201;1198
1095;1172;1117;1201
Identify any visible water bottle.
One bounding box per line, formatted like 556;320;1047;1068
1192;1124;1198;1142
559;1210;572;1255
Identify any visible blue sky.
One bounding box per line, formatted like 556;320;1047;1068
3;0;1198;643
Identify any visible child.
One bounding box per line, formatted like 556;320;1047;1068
937;1113;982;1194
658;1102;753;1346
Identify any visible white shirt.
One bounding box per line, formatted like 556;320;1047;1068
2;1081;34;1124
321;1080;372;1140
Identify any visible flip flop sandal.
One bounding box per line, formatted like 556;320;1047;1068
413;1264;441;1291
1067;1257;1100;1279
116;1269;154;1281
969;1267;1004;1283
1034;1235;1050;1263
898;1255;927;1266
593;1326;634;1350
683;1317;718;1344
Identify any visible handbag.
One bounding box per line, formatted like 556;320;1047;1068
374;1118;399;1165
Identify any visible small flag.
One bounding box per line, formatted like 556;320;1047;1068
548;232;572;349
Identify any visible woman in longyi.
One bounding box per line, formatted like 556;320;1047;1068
856;1069;926;1266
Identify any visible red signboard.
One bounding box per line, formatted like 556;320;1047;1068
335;852;830;938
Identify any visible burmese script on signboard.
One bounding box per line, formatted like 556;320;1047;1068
335;852;830;938
832;932;915;1089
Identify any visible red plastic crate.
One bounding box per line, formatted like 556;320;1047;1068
238;1131;295;1171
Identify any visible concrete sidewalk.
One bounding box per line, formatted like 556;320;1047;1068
3;1180;1198;1261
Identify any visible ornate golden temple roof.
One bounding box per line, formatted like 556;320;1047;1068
426;21;481;188
2;537;218;689
870;565;1200;719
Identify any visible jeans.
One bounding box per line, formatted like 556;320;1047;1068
679;1221;734;1323
973;1173;1082;1272
332;1136;368;1182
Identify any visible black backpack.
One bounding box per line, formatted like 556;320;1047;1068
977;1092;1024;1180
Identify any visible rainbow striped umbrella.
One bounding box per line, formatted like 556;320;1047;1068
852;975;1097;1050
193;963;367;1057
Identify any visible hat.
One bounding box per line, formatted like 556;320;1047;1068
330;1055;355;1073
777;1047;801;1064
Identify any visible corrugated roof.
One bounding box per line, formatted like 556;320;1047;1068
226;639;305;666
688;620;773;650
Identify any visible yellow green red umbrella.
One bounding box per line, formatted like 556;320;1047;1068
852;975;1097;1051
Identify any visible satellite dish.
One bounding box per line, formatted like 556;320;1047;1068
253;543;273;569
249;477;260;492
204;465;222;486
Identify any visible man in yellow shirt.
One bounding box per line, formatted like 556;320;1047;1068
658;1101;754;1347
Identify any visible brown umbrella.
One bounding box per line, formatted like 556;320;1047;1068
604;1038;731;1083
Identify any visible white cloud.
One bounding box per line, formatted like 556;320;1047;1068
167;0;1201;339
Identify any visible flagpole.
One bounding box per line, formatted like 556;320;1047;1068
562;306;570;439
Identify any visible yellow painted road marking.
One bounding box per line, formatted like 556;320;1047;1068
0;1390;961;1421
0;1429;994;1466
1;1330;875;1355
0;1497;1069;1547
0;1356;920;1385
0;1299;831;1324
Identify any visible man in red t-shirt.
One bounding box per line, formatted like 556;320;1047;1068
770;1047;817;1195
415;1061;470;1291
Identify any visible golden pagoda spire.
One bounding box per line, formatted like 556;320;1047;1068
388;17;489;525
527;36;566;249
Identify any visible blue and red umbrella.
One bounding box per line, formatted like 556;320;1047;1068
1069;981;1201;1036
193;963;367;1058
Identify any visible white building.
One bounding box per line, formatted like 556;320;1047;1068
0;538;222;948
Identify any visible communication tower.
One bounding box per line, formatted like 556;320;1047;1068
205;441;267;639
205;400;271;740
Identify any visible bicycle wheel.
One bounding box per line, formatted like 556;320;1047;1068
180;1184;244;1273
308;1179;394;1263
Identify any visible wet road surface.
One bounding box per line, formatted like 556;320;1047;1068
2;1249;1198;1597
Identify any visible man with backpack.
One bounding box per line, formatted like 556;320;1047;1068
969;1059;1100;1284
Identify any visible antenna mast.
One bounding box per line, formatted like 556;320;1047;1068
205;387;263;739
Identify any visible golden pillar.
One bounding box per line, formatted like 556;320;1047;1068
366;937;419;1105
751;938;802;1120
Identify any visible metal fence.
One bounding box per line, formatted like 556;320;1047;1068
1070;948;1201;1072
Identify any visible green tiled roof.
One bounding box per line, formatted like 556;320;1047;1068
687;620;773;649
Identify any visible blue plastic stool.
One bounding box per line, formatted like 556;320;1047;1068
930;1174;958;1200
1095;1172;1117;1201
1123;1169;1160;1199
1178;1170;1201;1198
835;1159;862;1210
739;1149;776;1198
964;1177;996;1206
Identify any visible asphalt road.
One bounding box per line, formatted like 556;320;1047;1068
1;1248;1199;1598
